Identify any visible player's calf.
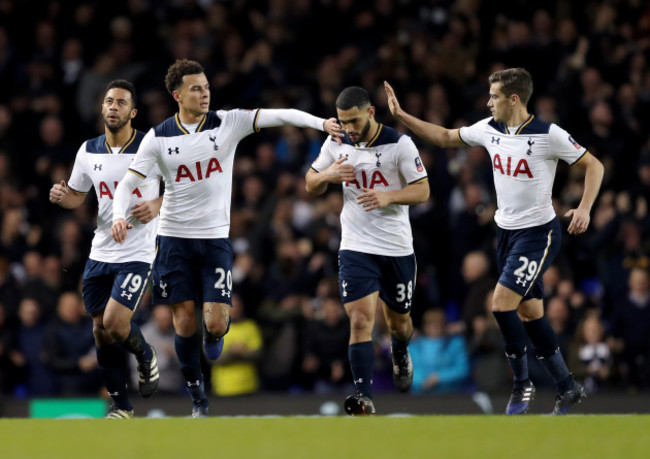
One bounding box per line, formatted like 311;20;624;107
391;347;413;393
203;317;230;361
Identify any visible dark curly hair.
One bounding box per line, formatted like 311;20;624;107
164;59;205;95
106;79;137;108
336;86;371;111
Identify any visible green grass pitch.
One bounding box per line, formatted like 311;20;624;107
2;415;649;458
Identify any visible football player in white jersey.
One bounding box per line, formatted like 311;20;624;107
306;87;430;415
49;80;162;419
110;59;342;417
385;68;604;415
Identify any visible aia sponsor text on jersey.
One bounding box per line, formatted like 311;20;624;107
345;170;389;189
492;154;533;178
99;181;142;199
175;158;223;182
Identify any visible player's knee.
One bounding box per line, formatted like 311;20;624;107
491;290;517;312
205;319;228;337
348;311;373;334
518;306;543;322
387;317;412;339
173;312;196;335
92;324;112;346
102;315;130;341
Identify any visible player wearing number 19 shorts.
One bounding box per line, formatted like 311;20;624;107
306;87;429;415
49;80;162;418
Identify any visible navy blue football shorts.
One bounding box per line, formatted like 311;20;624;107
496;217;561;300
82;259;152;314
338;250;416;313
152;236;233;305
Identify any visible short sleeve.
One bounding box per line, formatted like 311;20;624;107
67;142;92;193
217;109;257;143
310;138;336;172
458;117;490;147
128;129;160;178
397;136;428;184
549;124;587;165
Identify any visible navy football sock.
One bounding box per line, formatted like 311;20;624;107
175;333;205;402
349;341;375;398
493;310;530;385
122;322;153;362
390;334;411;360
524;317;572;392
97;343;132;411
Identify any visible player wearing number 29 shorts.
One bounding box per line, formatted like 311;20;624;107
384;68;604;415
496;217;561;300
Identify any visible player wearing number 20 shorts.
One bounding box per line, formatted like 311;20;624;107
112;59;342;417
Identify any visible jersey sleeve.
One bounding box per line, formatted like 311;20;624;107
397;136;428;184
458;117;490;147
256;108;325;131
310;138;336;172
549;124;588;165
127;129;159;178
67;142;92;193
217;109;257;143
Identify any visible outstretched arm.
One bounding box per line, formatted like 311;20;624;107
564;152;604;235
256;109;344;143
384;81;465;148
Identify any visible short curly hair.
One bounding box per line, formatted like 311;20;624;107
106;79;137;108
164;59;205;95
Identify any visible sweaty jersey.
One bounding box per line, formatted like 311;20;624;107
67;130;161;263
123;110;257;238
311;125;427;256
459;115;587;230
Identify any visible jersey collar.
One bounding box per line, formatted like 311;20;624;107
104;128;137;154
174;112;208;134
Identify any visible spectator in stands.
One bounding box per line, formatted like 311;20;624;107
301;295;352;394
8;297;55;396
410;309;470;394
211;294;262;397
133;304;184;395
42;291;101;395
608;267;650;390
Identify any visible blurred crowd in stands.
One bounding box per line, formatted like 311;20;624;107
1;0;650;400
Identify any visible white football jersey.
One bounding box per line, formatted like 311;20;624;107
67;130;161;263
126;110;257;238
459;116;587;229
311;125;428;256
